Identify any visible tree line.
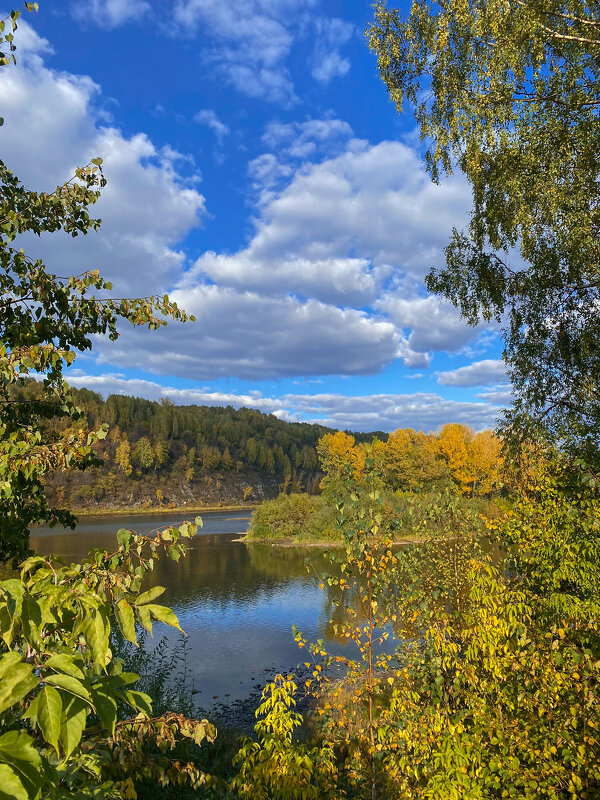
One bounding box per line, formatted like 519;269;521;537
10;380;330;508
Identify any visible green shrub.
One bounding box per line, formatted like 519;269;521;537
248;493;337;541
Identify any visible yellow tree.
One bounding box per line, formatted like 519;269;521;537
115;434;132;477
384;428;415;489
469;430;503;495
436;423;476;493
316;431;365;487
384;429;449;491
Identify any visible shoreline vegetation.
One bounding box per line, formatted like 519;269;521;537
244;427;508;545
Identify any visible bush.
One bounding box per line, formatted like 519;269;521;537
248;493;337;541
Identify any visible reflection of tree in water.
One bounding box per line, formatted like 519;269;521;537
138;538;343;618
246;543;335;582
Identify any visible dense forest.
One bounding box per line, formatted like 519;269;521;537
13;380;385;509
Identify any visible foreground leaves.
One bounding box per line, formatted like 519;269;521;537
0;518;216;799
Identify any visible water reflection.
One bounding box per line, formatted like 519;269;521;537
30;512;341;705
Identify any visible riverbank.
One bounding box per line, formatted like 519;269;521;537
71;502;256;518
239;534;422;547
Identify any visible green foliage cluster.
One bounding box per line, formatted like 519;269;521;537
0;518;218;799
247;493;338;541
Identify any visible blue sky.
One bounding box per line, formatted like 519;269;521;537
1;0;511;431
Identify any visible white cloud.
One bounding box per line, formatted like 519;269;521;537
248;153;294;192
287;392;501;432
194;108;230;143
378;294;490;354
174;0;317;105
96;285;404;379
437;359;507;387
191;252;386;306
0;21;206;295
73;0;150;28
310;17;353;82
476;386;514;403
185;139;476;367
244;141;470;275
67;372;284;412
261;116;353;160
66;370;503;432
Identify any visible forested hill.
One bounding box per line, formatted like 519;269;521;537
17;381;385;510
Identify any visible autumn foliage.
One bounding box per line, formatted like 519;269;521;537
317;423;503;496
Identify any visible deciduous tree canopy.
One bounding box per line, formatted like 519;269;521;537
369;0;600;452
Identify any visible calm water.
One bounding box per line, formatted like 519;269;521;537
31;511;339;707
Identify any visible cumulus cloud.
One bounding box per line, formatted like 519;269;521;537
174;0;317;105
67;371;283;412
260;116;353;160
310;17;353;82
66;370;503;432
248;117;354;204
242;141;470;277
0;22;206;295
476;386;514;404
287;392;502;432
73;0;150;28
192;253;385;306
248;153;294;192
378;294;491;355
437;359;507;387
96;285;404;379
185;139;476;366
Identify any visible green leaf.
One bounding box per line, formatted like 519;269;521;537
135;604;153;635
23;686;62;754
115;598;136;644
121;689;152;716
0;763;27;800
0;730;44;799
59;697;87;759
44;653;85;680
145;604;183;632
0;652;37;714
21;594;42;646
44;674;93;708
108;671;140;687
134;585;165;605
117;528;132;550
168;545;181;562
91;689;117;737
80;608;110;666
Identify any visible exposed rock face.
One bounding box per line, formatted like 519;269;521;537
44;466;318;511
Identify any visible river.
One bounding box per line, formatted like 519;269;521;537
31;510;339;712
